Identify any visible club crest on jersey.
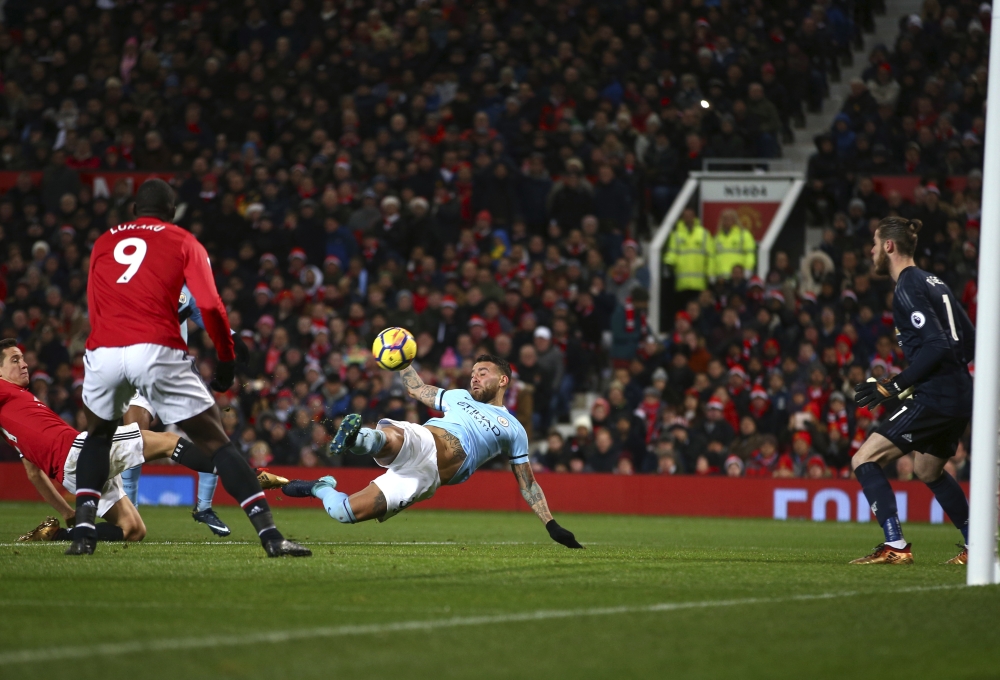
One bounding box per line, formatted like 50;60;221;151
911;311;926;328
179;292;188;305
497;416;510;428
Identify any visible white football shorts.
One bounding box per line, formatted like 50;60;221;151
83;344;215;424
62;423;145;516
127;391;155;419
371;419;441;521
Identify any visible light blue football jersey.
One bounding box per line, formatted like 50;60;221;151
424;388;529;485
177;284;204;344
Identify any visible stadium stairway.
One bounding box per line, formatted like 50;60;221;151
784;0;922;251
784;0;921;174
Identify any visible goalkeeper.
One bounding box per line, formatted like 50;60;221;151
850;217;973;566
283;355;583;549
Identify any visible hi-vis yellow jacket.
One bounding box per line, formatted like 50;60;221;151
663;218;714;292
712;226;756;279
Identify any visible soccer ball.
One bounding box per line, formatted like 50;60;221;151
372;327;417;371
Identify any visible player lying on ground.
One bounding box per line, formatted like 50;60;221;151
119;283;254;538
0;339;280;542
850;217;973;565
283;355;583;549
73;179;308;556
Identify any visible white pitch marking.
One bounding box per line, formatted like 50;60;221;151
0;540;547;547
0;600;453;613
0;584;966;666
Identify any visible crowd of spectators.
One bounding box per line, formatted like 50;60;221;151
0;1;978;483
806;0;988;224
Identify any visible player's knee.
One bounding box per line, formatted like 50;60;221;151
851;448;874;470
913;460;943;485
915;469;940;485
382;426;404;450
852;436;894;470
123;520;146;541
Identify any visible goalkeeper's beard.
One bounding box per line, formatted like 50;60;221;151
874;248;890;276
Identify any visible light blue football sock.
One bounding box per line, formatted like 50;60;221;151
348;428;386;456
196;472;219;512
120;465;141;507
313;480;357;524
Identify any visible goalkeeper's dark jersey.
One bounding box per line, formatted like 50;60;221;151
892;266;975;418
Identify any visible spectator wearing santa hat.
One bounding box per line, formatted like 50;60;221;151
778;430;817;477
806;454;829;479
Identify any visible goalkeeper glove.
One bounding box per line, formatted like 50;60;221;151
546;519;584;549
210;360;236;392
853;378;901;409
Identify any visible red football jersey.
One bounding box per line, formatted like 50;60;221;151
0;379;78;482
86;217;235;361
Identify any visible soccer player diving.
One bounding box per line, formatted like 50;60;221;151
850;217;973;565
282;355;584;549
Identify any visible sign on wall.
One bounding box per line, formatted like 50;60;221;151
699;178;794;239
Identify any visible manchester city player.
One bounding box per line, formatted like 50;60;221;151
851;217;974;565
283;355;583;549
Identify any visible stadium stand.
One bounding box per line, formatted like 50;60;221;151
0;0;978;483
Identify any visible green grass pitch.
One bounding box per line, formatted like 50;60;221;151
1;501;998;679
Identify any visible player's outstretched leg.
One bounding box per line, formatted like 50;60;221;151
179;407;310;557
192;472;231;537
329;414;385;457
282;477;349;520
281;477;387;523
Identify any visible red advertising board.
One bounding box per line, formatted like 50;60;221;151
0;463;964;525
871;175;967;202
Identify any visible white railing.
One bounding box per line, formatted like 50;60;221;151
647;178;699;334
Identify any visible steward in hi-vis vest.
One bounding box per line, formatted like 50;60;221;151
663;208;714;292
712;209;756;280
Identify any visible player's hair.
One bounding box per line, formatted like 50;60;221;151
0;338;18;365
133;178;176;221
474;354;512;381
876;216;922;257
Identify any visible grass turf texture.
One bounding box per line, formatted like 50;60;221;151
0;502;997;679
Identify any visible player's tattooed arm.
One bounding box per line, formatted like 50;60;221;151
512;462;554;524
400;366;440;408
